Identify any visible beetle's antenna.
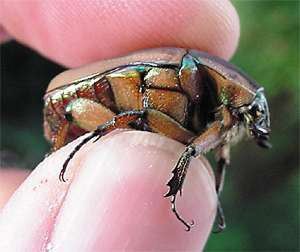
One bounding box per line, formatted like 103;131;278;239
170;195;194;231
59;130;100;182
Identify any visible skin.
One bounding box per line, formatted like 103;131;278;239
0;0;240;251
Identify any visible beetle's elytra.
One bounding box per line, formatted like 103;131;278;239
44;48;271;231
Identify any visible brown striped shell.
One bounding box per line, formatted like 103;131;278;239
44;48;259;148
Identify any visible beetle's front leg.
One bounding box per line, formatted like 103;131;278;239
50;98;116;153
165;121;224;231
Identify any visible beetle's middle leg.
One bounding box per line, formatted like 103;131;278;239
165;145;196;231
60;109;146;182
165;121;224;231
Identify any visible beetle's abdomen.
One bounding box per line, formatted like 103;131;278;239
105;66;195;125
106;67;188;122
143;68;189;124
106;69;143;111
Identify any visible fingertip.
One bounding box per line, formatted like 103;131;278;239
203;0;240;59
0;131;217;251
0;26;11;44
50;131;217;251
0;148;74;251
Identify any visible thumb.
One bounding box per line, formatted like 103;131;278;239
0;131;217;251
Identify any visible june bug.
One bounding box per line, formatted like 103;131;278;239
44;48;271;231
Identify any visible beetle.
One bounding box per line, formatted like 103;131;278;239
44;47;271;232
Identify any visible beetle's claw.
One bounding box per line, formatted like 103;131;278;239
184;219;195;232
59;159;68;182
213;223;226;233
170;195;194;231
213;200;226;233
59;169;67;182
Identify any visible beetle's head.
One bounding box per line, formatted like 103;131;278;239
238;88;271;148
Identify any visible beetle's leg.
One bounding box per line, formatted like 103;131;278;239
60;110;146;182
214;201;226;233
145;109;195;144
171;194;195;231
165;145;196;231
215;145;230;195
50;98;116;154
213;145;230;233
165;121;224;231
65;98;116;132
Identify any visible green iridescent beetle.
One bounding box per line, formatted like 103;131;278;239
44;48;271;231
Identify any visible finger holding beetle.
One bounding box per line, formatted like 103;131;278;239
0;0;241;251
0;0;240;66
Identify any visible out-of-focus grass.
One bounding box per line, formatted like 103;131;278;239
205;1;299;251
1;43;64;168
233;1;299;95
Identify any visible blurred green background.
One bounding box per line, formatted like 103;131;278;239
1;1;299;251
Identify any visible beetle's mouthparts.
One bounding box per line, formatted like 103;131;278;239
250;124;272;149
256;134;272;149
252;123;270;135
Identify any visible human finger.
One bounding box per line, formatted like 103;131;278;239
0;131;217;251
0;0;239;67
0;168;30;209
0;26;11;43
